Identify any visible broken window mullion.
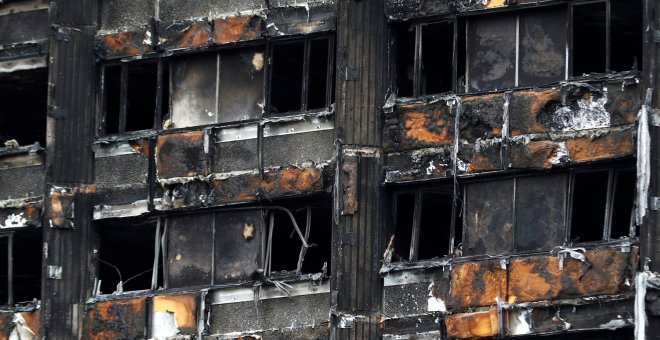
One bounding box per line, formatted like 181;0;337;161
325;36;335;108
6;234;12;306
265;212;275;276
161;218;169;289
452;19;459;93
566;4;572;80
515;14;520;87
605;0;611;71
151;218;161;290
154;59;164;130
566;170;576;244
296;207;312;274
409;190;423;261
464;20;470;94
603;169;615;240
301;39;311;112
98;66;107;137
413;24;422;97
118;64;129;134
265;43;273;115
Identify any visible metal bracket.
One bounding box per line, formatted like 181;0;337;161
47;265;62;280
344;68;359;81
341;232;357;246
650;109;660;127
650;196;660;211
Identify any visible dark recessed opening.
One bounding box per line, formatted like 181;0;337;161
103;65;121;134
421;22;454;95
572;2;607;76
13;228;41;304
97;220;161;294
570;171;609;243
0;237;8;304
126;62;158;131
393;192;415;261
308;38;330;110
161;61;170;123
610;169;635;239
456;19;467;93
395;24;415;97
0;68;48;147
270;42;305;113
418;190;453;259
610;0;643;71
268;198;332;275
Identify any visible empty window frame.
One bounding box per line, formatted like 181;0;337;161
269;36;335;114
0;228;42;306
394;21;456;97
0;68;48;147
462;165;635;256
101;60;168;135
392;185;461;262
95;218;164;294
165;200;332;289
571;0;643;76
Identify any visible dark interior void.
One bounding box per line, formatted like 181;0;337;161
126;62;158;131
0;229;42;305
218;46;264;123
395;24;415;97
13;228;42;303
268;197;332;275
572;2;607;75
270;41;304;113
307;38;330;109
103;65;121;134
420;22;454;95
518;6;567;87
570;171;609;243
0;68;47;146
393;192;414;261
456;20;467;93
610;0;643;71
418;190;454;259
610;169;635;239
97;219;161;294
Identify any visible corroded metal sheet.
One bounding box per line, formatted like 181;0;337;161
95;31;150;59
48;187;75;229
83;298;147;339
443;260;507;310
213;16;263;45
460;93;504;143
564;129;634;163
445;309;498;339
152;294;198;336
161;21;211;50
509;140;561;170
0;310;41;340
384;101;455;151
508;248;634;303
156;131;207;179
509;88;561;136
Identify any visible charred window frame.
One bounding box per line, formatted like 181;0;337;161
163;199;332;290
99;59;168;136
93;218;165;295
0;228;42;306
461;164;635;256
391;185;462;262
267;36;335;115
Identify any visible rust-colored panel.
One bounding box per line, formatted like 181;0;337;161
19;311;40;339
48;188;74;228
176;22;211;49
484;0;506;8
509;89;561;136
465;142;501;173
508;248;631;303
265;18;336;36
213;16;263;45
156;131;206;179
445;309;498;339
392;101;455;151
565;129;634;163
83;298;147;339
341;161;358;215
0;312;14;339
608;85;642;125
152;294;197;334
509;141;560;169
96;31;150;59
128;138;151;159
445;261;507;309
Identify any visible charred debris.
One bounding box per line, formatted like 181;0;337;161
0;0;658;338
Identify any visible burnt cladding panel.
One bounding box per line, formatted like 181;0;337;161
214;210;261;283
100;0;155;31
218;46;264;123
158;0;262;23
212;138;258;173
467;12;516;92
262;130;334;168
514;173;567;252
95;153;148;187
464;178;514;255
0;10;49;45
171;54;217;128
0;165;44;200
167;213;214;288
518;6;567;87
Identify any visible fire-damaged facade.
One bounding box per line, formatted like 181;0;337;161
1;0;660;338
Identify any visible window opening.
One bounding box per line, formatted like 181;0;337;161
572;2;607;75
308;38;332;110
102;61;162;134
0;228;42;306
421;22;454;95
610;0;643;71
393;186;459;261
609;169;635;239
570;170;610;243
0;68;48;146
96;218;163;294
270;41;306;113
